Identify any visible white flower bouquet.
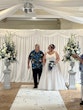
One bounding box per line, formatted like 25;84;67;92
0;33;17;62
48;61;55;71
62;34;80;62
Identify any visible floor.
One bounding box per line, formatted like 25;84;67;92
0;83;83;110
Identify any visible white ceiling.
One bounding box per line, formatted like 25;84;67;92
0;0;83;23
0;0;83;9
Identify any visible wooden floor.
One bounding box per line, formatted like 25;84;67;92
0;83;83;110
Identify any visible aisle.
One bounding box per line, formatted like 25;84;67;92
10;85;67;110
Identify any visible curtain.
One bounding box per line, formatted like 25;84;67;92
0;29;83;83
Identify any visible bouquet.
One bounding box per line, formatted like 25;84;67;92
48;61;55;71
0;33;17;63
62;34;80;62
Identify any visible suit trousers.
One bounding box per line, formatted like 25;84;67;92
32;68;42;87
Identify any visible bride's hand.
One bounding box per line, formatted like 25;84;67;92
43;62;46;66
55;60;58;64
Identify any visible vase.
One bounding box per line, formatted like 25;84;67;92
3;59;11;89
70;61;75;72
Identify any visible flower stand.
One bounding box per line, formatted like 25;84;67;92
68;71;76;89
3;60;11;89
0;34;17;89
68;61;76;89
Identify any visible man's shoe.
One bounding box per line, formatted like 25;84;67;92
80;101;83;105
33;86;37;88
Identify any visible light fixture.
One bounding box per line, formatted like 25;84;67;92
23;2;33;13
31;16;36;20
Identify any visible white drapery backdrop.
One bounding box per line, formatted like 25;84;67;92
0;29;83;83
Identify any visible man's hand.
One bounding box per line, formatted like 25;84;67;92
28;59;30;69
72;54;83;64
72;54;78;58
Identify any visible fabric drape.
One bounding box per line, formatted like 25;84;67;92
0;29;83;83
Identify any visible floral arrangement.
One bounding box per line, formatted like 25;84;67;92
0;33;17;62
48;61;55;71
62;34;80;62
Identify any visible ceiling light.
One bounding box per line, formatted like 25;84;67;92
32;17;36;20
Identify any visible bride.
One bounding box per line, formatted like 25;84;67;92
38;44;66;90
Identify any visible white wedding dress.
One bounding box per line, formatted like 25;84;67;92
38;52;66;90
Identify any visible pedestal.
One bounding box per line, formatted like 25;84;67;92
68;70;76;89
3;59;11;89
3;69;11;89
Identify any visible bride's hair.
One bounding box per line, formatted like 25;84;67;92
50;44;55;49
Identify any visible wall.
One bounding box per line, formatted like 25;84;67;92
0;18;83;29
60;19;83;29
0;19;60;29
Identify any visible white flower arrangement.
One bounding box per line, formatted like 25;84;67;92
0;33;17;62
62;34;80;62
48;61;55;71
